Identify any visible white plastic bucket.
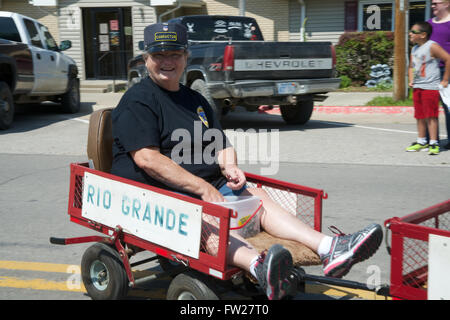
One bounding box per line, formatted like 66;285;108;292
213;196;263;238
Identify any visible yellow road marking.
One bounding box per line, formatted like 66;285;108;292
0;260;79;273
0;260;165;297
0;276;86;292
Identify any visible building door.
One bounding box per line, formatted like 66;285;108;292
83;7;133;79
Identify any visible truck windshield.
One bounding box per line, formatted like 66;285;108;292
178;16;263;41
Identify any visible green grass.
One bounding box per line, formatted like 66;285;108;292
337;86;393;92
365;96;413;106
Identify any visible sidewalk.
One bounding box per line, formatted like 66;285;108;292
316;91;393;107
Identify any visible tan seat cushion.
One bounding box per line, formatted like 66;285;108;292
246;231;321;266
87;108;113;173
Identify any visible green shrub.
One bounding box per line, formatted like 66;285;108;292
335;31;394;86
339;75;352;88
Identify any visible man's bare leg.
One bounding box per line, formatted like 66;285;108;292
242;187;326;252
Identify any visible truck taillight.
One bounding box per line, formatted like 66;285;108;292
330;44;336;68
223;45;234;71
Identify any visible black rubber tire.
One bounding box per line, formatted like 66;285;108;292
81;243;129;300
61;78;80;113
167;271;220;300
190;78;222;121
0;81;14;130
280;98;314;125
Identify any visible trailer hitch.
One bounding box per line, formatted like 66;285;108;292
289;267;391;299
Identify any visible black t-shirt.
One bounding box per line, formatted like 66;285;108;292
111;77;229;195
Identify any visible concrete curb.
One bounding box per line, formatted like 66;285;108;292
258;105;446;115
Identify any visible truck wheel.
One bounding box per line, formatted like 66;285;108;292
81;243;129;300
61;78;80;114
190;79;222;121
280;99;314;125
0;81;14;130
167;271;220;300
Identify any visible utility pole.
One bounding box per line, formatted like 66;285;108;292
239;0;246;16
393;0;409;101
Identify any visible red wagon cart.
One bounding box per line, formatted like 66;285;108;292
384;199;450;300
50;108;330;300
50;161;327;299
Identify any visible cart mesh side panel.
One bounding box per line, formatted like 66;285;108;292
246;176;324;232
200;213;221;257
386;200;450;300
73;174;83;209
260;185;316;228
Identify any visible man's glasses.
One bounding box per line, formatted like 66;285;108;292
409;29;423;34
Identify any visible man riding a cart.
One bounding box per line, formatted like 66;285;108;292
110;22;383;300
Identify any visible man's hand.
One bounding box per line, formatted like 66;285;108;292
199;181;225;202
223;165;246;190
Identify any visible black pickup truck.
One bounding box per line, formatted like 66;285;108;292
127;15;340;124
0;11;80;130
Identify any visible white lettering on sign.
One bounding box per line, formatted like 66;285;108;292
234;58;332;71
81;172;203;259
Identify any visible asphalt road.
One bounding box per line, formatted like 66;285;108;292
0;97;449;301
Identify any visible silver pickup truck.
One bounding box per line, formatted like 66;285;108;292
0;11;80;129
127;15;340;125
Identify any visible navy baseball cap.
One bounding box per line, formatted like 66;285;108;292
143;22;188;53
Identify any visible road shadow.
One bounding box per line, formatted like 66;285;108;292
0;101;96;134
221;110;354;132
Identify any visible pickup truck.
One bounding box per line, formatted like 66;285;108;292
0;11;80;129
127;15;340;125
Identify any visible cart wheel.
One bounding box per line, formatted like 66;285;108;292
81;243;129;300
167;271;220;300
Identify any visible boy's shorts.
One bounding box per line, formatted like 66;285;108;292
413;88;440;119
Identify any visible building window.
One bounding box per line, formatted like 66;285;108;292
358;0;430;31
409;1;429;28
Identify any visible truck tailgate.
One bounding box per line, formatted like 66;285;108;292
231;41;334;80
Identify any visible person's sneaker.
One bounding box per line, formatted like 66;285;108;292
320;223;383;278
428;144;440;155
406;142;428;152
254;244;293;300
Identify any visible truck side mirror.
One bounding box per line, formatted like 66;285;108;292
138;41;145;51
59;40;72;51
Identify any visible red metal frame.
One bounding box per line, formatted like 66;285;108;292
66;162;325;285
385;199;450;300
